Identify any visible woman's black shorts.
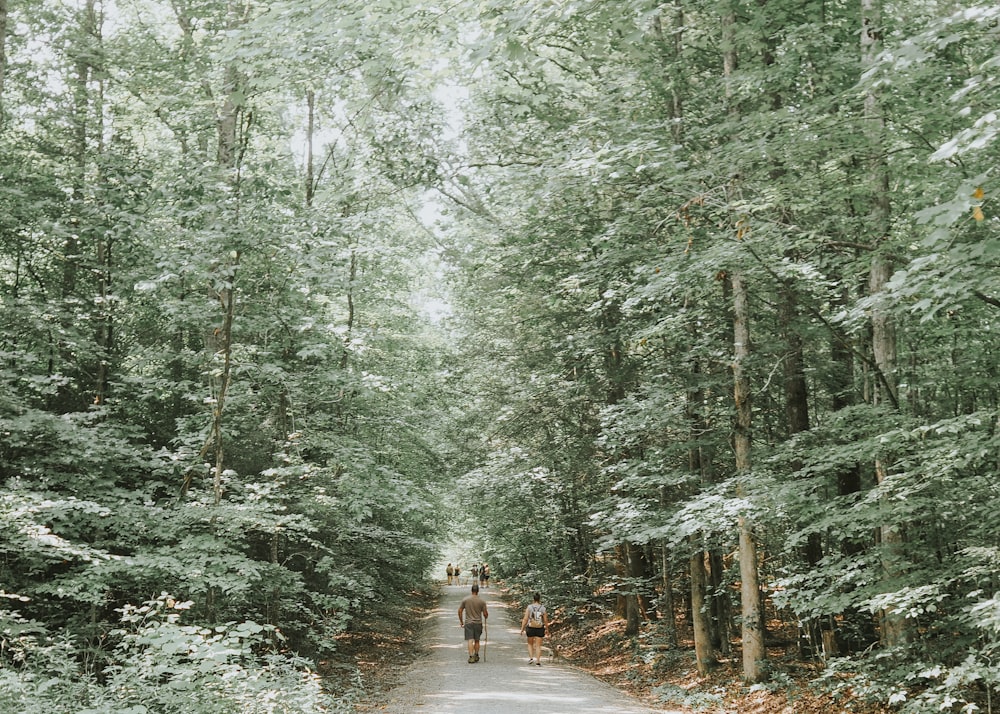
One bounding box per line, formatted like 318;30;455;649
525;626;545;638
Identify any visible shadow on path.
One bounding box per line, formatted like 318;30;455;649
373;584;681;714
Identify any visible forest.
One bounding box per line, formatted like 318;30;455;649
0;0;998;712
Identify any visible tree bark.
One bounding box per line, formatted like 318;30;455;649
657;5;716;666
305;90;316;207
339;246;357;371
781;285;810;436
624;541;647;636
51;0;101;412
689;548;716;674
216;0;248;172
709;549;731;655
217;61;240;169
92;9;110;407
652;7;684;145
203;0;247;504
861;0;909;648
65;0;98;301
732;271;766;681
210;278;237;506
721;0;766;681
659;543;678;647
0;0;7;125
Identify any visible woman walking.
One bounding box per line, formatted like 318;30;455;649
519;592;550;665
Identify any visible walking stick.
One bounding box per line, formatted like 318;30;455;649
483;619;488;662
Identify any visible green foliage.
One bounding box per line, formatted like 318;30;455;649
440;0;1000;705
1;0;998;709
653;682;725;712
0;595;348;713
1;0;455;704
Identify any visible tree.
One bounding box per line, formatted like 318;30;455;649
1;1;455;703
0;0;7;124
861;0;910;650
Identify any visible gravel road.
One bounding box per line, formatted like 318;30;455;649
373;583;681;714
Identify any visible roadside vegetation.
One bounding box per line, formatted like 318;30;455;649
1;1;997;713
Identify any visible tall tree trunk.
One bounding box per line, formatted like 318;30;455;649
658;542;678;647
92;14;110;407
657;5;714;666
685;343;727;665
0;0;7;125
721;0;766;682
709;550;731;655
733;271;766;682
339;245;357;371
782;283;825;656
624;541;649;636
685;353;715;669
599;295;642;632
690;548;716;674
861;0;908;648
305;90;316;207
831;284;863;521
652;6;684;145
210;280;237;506
782;285;816;569
65;0;97;300
93;212;112;406
781;286;810;437
217;64;240;169
53;0;100;412
204;0;247;505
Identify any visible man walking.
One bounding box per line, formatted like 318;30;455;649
457;583;489;663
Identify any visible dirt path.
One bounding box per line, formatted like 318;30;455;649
370;584;682;714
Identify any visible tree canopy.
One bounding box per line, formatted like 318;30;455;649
1;0;998;712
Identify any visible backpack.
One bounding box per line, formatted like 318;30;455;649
527;604;544;628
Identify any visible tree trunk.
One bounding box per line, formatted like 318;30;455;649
92;25;110;407
659;543;678;647
690;548;716;674
305;90;316;207
861;0;909;648
0;0;7;124
684;303;724;663
339;246;357;371
781;285;810;436
781;285;816;567
652;6;684;145
733;271;766;681
656;3;707;663
599;294;641;630
217;63;240;169
209;278;237;506
624;541;650;636
709;549;732;655
52;0;100;412
721;0;766;681
66;0;96;297
204;0;248;505
831;287;856;413
783;284;826;653
831;284;864;530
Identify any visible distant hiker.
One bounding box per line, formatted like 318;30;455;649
454;566;461;584
446;563;454;585
471;564;479;582
520;592;549;666
480;563;489;587
458;583;489;664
